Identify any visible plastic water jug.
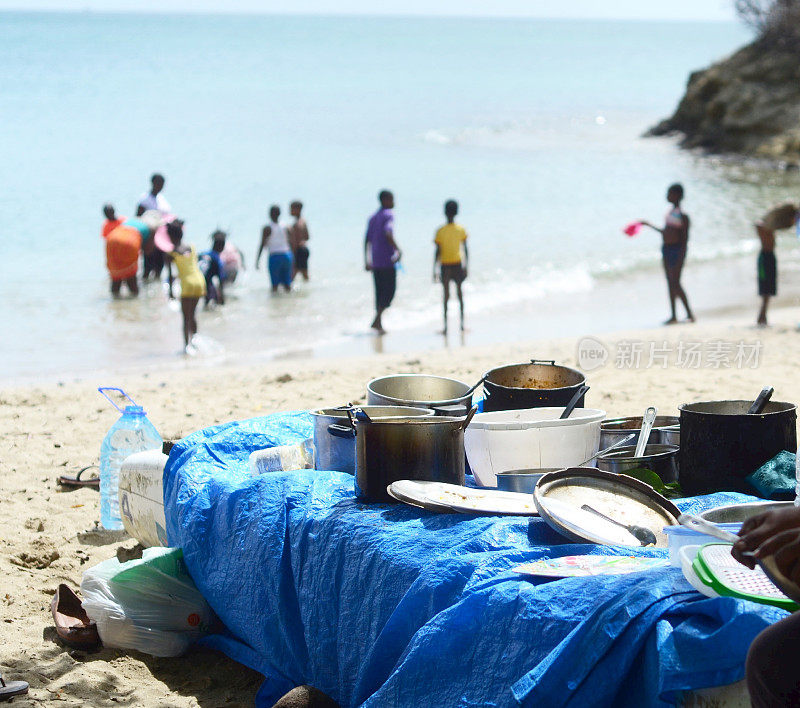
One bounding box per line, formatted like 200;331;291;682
99;388;162;530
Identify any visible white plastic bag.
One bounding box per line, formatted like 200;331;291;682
81;548;213;657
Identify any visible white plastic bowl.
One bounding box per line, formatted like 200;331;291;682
663;523;741;567
464;407;606;488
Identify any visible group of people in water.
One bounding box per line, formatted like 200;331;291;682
101;174;312;353
100;177;471;350
102;175;797;353
638;181;798;328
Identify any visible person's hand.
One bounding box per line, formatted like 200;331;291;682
433;272;439;283
756;529;800;585
364;263;372;272
462;267;468;280
732;507;800;568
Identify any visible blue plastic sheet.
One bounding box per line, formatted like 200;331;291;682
163;412;787;707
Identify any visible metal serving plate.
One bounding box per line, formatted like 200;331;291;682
388;480;539;516
386;482;455;514
700;501;794;524
533;467;680;547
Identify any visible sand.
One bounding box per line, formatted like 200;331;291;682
2;305;800;706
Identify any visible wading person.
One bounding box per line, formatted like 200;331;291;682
288;200;310;282
256;205;293;293
165;219;206;354
433;199;468;334
641;183;695;324
753;201;798;326
104;214;157;298
364;190;401;334
136;173;171;280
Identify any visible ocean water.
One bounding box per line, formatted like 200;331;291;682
3;12;799;381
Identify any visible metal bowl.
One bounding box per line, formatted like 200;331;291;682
366;374;473;414
495;468;561;493
699;501;794;524
600;416;679;449
596;443;679;484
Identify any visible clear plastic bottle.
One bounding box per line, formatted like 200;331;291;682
249;438;315;475
99;388;162;530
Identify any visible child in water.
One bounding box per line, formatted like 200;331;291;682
641;183;695;324
165;220;206;354
433;199;469;334
199;230;227;308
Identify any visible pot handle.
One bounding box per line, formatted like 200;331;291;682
463;374;487;398
460;405;479;430
328;423;356;439
433;403;469;416
530;359;556;366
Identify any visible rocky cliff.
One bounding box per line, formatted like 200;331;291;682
647;40;800;161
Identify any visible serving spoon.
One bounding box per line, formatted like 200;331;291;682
581;504;658;546
633;406;658;458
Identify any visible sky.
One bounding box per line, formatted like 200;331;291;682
0;0;739;22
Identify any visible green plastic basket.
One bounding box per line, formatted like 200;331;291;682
692;543;799;612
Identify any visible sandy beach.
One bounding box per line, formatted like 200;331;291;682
3;301;800;706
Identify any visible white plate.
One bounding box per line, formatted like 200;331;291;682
389;480;539;516
386;484;454;513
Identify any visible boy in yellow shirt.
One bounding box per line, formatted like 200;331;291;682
433;200;468;334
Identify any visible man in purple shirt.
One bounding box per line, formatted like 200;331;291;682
364;190;402;333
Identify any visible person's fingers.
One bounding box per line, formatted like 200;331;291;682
755;530;800;560
738;514;765;537
732;540;757;568
772;536;800;580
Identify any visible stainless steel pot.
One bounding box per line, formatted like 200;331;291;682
366;374;480;415
496;469;560;493
482;359;586;412
660;424;680;447
596;443;679;484
600;416;679;449
311;406;433;474
330;406;477;502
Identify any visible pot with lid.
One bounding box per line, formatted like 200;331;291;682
482;359;587;412
329;406;477;502
679;399;797;496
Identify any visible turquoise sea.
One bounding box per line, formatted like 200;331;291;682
3;12;799;381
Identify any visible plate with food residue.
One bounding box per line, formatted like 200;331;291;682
533;467;680;547
389;480;539;516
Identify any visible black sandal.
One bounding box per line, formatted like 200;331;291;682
57;465;100;489
0;673;28;702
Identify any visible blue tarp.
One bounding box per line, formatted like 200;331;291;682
163;412;787;707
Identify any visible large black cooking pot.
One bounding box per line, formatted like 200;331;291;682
331;407;476;502
679;400;797;496
482;359;587;412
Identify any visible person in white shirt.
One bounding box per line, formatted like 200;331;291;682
256;205;294;293
136;173;170;279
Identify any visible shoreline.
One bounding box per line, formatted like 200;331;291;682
7;243;799;390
